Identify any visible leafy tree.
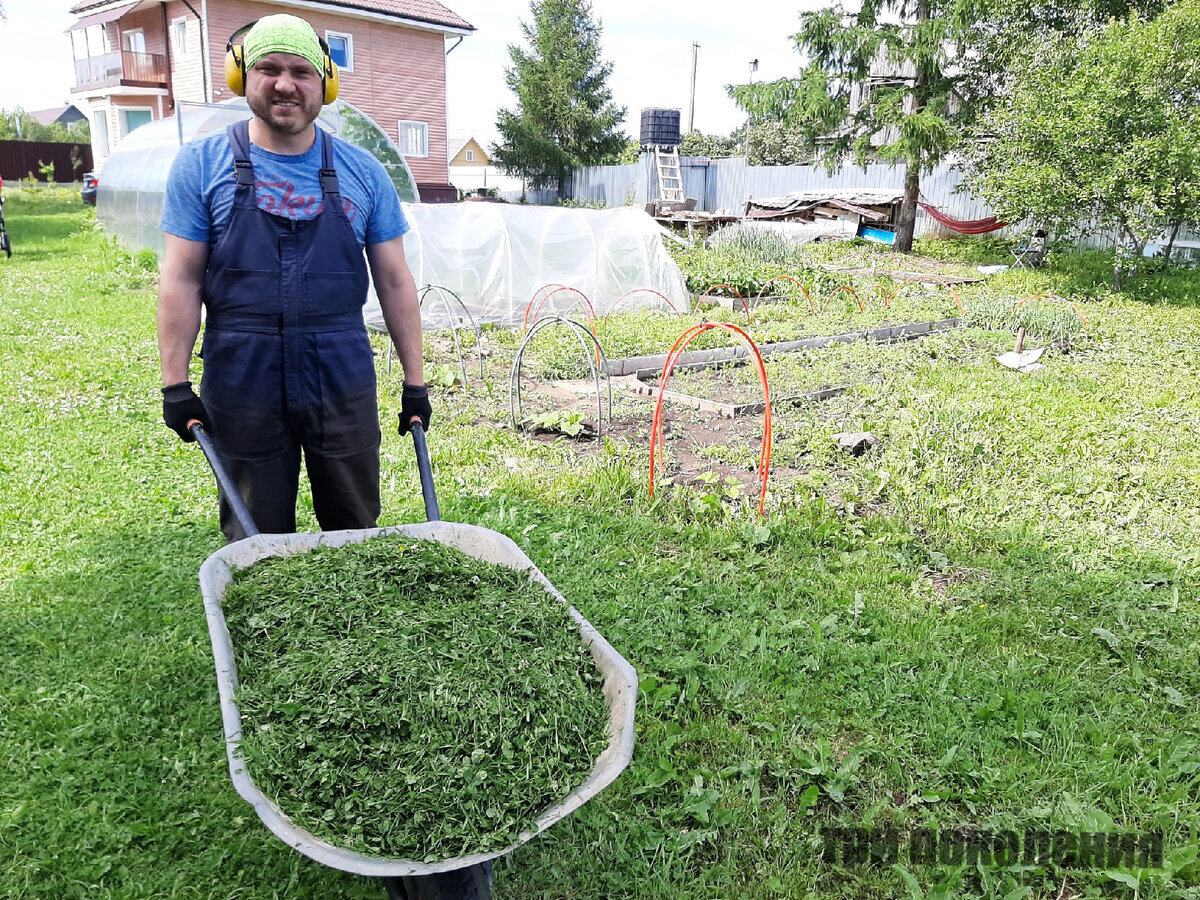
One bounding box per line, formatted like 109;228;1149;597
679;131;738;159
615;138;640;165
741;122;815;166
0;108;91;144
491;0;627;195
952;0;1172;115
963;0;1200;288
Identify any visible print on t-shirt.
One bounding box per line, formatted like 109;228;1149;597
254;178;359;224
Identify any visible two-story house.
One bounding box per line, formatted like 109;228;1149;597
67;0;473;199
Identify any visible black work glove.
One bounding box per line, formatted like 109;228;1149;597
161;381;211;442
398;383;432;436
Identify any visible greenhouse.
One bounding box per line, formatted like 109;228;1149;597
96;97;418;259
96;98;688;327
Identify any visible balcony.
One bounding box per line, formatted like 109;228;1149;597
73;51;167;91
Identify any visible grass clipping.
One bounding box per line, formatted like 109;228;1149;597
223;535;610;862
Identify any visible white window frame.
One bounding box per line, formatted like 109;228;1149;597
465;148;474;162
171;17;190;57
324;30;354;72
398;120;429;158
118;105;154;138
122;28;146;54
93;108;110;157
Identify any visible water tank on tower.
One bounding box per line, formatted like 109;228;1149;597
640;108;682;149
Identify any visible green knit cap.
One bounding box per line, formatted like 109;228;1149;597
243;14;325;75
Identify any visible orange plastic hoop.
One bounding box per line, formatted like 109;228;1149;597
699;284;753;321
649;323;773;515
755;275;815;315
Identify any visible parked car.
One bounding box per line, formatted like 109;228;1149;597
81;173;98;206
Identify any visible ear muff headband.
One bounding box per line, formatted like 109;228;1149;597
224;21;339;104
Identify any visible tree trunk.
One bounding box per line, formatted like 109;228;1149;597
895;166;920;253
1164;220;1182;262
1113;225;1146;291
895;0;928;254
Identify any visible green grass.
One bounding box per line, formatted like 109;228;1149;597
2;191;1200;899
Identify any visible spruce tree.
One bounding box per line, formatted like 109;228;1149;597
491;0;627;196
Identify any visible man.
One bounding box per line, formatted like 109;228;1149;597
157;13;430;541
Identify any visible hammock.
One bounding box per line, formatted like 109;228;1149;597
919;201;1006;235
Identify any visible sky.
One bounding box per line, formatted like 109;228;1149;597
0;0;821;140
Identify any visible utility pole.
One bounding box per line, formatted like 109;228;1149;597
687;41;699;134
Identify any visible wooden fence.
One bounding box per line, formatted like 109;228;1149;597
0;141;94;183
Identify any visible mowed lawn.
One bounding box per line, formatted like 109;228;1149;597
1;190;1199;899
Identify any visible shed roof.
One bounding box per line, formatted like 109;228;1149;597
750;188;905;210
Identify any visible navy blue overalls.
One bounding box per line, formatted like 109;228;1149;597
200;120;380;542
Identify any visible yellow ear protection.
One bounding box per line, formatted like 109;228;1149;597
225;21;339;105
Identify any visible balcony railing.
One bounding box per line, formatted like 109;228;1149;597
73;50;166;90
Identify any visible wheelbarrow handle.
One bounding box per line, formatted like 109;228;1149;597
189;420;261;538
189;417;435;533
409;420;440;523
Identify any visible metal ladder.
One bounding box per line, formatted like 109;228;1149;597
653;145;685;202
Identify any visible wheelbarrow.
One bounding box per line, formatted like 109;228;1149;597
189;419;637;898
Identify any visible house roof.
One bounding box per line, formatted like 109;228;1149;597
69;0;473;32
448;135;489;161
29;105;86;126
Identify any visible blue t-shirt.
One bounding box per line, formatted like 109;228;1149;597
161;126;409;249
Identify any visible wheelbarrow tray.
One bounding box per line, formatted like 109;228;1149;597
197;520;637;878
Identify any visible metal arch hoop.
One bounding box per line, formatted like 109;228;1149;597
509;315;613;442
417;284;485;384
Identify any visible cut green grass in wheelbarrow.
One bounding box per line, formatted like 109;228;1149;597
198;519;637;880
223;535;610;862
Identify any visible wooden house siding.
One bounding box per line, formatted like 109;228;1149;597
360;24;446;185
166;3;207;105
202;0;448;185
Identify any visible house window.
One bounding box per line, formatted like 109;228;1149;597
171;17;190;57
325;31;353;72
465;148;474;162
122;29;146;54
398;120;428;158
119;107;153;137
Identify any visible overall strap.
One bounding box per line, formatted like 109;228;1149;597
318;128;340;196
227;120;256;190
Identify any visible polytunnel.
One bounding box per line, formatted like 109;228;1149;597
96;98;689;327
393;203;690;327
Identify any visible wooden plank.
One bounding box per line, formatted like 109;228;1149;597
602;318;963;376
